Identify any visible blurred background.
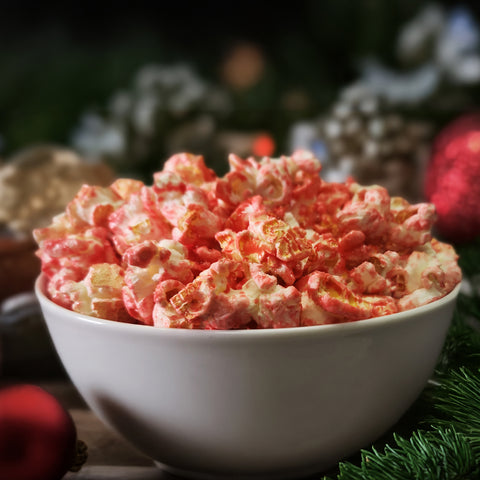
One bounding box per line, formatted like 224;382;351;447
2;0;480;377
2;0;480;179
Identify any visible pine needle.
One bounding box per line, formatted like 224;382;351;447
334;428;479;480
427;368;480;455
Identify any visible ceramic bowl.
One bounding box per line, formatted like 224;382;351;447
35;275;460;479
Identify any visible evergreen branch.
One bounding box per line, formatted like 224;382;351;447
333;428;479;480
427;368;480;455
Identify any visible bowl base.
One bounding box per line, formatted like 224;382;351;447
154;461;322;480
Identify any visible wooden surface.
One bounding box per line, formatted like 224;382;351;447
38;382;180;480
35;381;327;480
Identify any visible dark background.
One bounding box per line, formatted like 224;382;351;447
2;0;477;157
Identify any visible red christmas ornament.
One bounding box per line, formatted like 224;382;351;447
0;384;86;480
425;113;480;242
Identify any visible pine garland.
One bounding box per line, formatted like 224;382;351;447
335;428;479;480
324;239;480;480
428;369;480;452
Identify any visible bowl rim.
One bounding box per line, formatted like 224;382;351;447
35;274;461;339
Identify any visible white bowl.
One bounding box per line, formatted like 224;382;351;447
35;275;460;479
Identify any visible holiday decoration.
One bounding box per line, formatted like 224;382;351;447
290;87;431;201
72;63;232;177
0;384;87;480
424;113;480;242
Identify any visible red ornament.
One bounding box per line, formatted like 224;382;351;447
425;113;480;242
252;133;275;158
0;384;82;480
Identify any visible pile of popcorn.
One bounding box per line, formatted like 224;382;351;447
34;151;461;329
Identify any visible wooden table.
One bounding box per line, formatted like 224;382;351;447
38;381;326;480
34;382;179;480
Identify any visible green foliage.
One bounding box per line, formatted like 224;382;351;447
428;368;480;456
335;428;479;480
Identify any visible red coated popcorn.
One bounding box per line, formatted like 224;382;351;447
34;151;462;329
122;239;194;325
162;259;252;329
50;263;130;322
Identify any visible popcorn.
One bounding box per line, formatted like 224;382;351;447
396;239;462;310
349;261;389;295
173;202;225;247
162;153;216;186
108;188;172;255
336;185;391;243
297;271;389;323
34;151;462;329
110;178;144;199
152;279;189;328
51;263;130;322
217;211;312;284
166;260;252;329
388;197;436;249
122;240;194;324
243;264;301;328
66;185;122;228
216;151;321;209
36;224;118;281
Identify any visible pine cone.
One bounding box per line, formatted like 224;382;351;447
320;86;432;201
